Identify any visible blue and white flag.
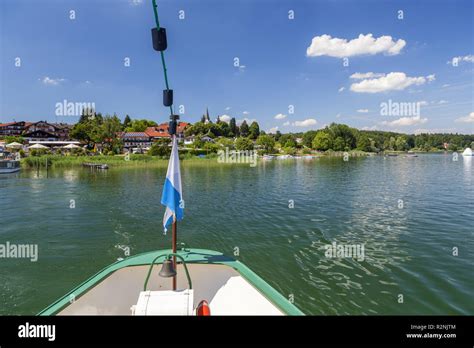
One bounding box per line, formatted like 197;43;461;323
161;135;184;233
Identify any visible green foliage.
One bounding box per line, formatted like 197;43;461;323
326;123;357;150
192;139;204;149
185;121;229;138
4;135;25;144
312;132;332;151
278;134;298;150
395;136;408;151
217;122;230;137
332;137;346;151
123;115;132;129
70;114;124;153
284;139;297;148
229;117;238;137
239;121;250;137
282;147;297;155
302;131;317;148
203;141;219;153
124;119;157;132
274;130;282;142
256;134;275;153
447;143;458;151
235;137;254;151
148;140;171;157
356;133;372;152
249;121;260;140
216;137;234;149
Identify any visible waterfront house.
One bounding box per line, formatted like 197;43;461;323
22;121;72;142
119;132;152;151
145;121;188;142
23;121;60;142
50;123;73;140
144;127;169;141
0;121;32;137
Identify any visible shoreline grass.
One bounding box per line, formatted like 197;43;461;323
20;149;446;169
20;154;217;168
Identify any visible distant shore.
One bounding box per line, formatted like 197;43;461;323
19;150;453;169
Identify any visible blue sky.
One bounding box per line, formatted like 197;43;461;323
1;0;473;134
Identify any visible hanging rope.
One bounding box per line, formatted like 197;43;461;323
152;0;174;116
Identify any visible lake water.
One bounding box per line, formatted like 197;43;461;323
0;154;473;315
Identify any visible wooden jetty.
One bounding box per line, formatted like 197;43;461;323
82;162;109;170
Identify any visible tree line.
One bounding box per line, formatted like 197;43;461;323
65;109;473;155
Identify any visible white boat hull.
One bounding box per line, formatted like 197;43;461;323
0;167;20;174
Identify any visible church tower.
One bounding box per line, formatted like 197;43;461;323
202;107;211;124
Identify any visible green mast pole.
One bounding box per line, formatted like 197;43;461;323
152;0;178;290
152;0;173;116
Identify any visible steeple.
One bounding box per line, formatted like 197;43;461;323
203;107;211;124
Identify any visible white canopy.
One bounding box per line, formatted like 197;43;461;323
6;142;23;148
63;143;80;149
28;143;48;149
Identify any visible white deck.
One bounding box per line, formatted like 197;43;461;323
59;263;283;315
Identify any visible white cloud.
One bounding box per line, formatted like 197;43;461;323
350;72;385;79
225;106;231;111
442;84;450;88
129;0;143;5
41;76;65;86
361;125;377;131
418;100;429;106
438;100;448;104
306;33;406;58
292;119;318;127
357;109;369;113
336;113;341;119
448;55;474;65
242;111;249;115
426;74;436;82
267;127;279;134
350;72;434;93
274;113;287;120
382;115;428;127
338;87;345;92
282;121;290;126
219;115;231;123
455;112;474;123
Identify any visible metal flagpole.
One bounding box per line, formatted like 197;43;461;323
172;218;177;290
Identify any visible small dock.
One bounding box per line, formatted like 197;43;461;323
82;163;109;170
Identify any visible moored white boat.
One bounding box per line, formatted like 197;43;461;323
0;159;20;173
462;148;473;156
